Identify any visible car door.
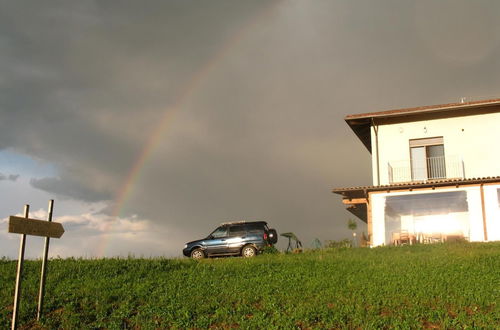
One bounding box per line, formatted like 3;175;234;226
226;225;247;254
245;223;264;244
205;226;228;255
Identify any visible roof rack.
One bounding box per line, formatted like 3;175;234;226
220;220;247;225
219;220;266;226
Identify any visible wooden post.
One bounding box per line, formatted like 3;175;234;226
480;184;488;241
37;200;54;321
12;204;29;330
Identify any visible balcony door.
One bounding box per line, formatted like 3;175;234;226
410;137;445;181
410;147;427;181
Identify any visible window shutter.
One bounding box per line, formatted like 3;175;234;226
409;137;443;147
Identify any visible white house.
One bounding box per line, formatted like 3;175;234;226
333;99;500;246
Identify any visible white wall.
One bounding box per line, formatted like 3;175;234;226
370;111;500;186
466;188;486;242
370;193;386;246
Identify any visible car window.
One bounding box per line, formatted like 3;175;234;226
229;225;246;237
246;223;264;233
210;226;228;238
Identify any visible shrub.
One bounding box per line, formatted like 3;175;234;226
261;245;280;254
324;238;352;249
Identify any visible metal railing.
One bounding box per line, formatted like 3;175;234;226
388;155;464;184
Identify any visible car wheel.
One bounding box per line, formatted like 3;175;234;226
191;248;205;260
241;245;256;258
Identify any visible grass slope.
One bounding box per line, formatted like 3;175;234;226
1;243;499;329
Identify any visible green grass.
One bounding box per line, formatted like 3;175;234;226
1;242;499;329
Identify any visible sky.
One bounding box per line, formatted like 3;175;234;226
1;0;500;259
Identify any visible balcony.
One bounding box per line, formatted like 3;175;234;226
388;155;464;184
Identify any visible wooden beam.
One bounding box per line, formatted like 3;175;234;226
480;184;488;241
342;198;368;205
369;182;496;195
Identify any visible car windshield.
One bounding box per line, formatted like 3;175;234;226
209;226;228;238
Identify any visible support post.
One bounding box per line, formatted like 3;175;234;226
12;204;29;330
37;200;54;321
479;185;488;241
372;118;380;186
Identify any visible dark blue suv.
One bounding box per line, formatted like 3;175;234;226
182;221;278;259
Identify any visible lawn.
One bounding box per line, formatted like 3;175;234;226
1;242;499;329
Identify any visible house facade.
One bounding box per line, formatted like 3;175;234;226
333;99;500;246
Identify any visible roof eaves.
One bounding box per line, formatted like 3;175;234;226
344;98;500;121
332;176;500;195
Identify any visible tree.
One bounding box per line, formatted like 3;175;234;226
347;218;357;231
347;218;357;247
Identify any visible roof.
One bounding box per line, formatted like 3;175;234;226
346;98;500;152
332;176;500;199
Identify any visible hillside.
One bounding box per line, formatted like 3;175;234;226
1;243;499;329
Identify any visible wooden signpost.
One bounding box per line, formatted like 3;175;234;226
8;216;64;238
8;200;64;330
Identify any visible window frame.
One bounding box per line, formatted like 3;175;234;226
409;137;446;181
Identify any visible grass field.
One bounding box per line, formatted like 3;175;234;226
1;242;499;329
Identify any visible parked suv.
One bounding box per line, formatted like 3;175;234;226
182;221;278;259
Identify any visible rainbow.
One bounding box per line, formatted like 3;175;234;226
96;1;281;257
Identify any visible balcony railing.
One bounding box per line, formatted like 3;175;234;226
388;155;464;184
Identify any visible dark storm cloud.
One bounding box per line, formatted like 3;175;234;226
2;0;500;253
30;176;110;202
0;0;272;202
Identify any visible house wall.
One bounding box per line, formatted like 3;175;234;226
370;110;500;186
369;186;493;246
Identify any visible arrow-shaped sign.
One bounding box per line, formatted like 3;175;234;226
9;216;64;238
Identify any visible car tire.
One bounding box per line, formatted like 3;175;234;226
241;245;257;258
190;248;205;260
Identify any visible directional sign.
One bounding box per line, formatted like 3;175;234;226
8;216;64;238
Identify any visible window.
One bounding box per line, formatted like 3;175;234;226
497;188;500;207
383;191;470;245
210;226;228;238
246;223;264;233
410;137;446;180
229;225;246;237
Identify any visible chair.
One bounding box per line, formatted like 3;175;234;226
429;233;443;243
399;230;411;245
280;232;302;253
391;232;400;246
420;233;432;244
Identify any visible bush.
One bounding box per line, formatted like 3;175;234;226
324;238;352;249
261;245;280;254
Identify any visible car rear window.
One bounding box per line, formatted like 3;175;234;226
245;223;264;233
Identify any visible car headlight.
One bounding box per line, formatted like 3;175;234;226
184;244;188;249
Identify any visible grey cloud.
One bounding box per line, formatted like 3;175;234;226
30;176;111;202
0;0;273;202
8;174;19;181
2;1;500;255
0;173;20;181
